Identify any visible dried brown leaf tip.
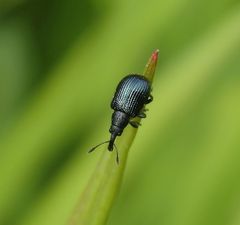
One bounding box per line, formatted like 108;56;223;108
144;49;159;82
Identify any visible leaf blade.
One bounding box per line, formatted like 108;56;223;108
68;50;159;225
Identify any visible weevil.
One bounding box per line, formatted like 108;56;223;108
89;74;153;163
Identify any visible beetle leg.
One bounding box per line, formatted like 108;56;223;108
129;120;141;128
143;108;149;112
146;94;153;104
137;112;146;118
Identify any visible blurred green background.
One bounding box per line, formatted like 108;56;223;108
0;0;240;225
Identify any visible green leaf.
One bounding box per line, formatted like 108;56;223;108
67;50;159;225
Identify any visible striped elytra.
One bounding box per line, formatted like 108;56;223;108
111;74;151;117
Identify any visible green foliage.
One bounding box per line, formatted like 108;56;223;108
67;50;158;225
0;1;240;225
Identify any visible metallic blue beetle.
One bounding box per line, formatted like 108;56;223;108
89;74;153;163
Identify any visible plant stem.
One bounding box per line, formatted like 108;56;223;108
67;49;159;225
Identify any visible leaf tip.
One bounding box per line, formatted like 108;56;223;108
143;49;159;81
152;49;159;62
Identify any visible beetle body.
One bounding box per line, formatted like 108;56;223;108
89;74;153;163
108;74;152;150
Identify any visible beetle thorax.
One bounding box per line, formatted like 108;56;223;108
110;111;130;136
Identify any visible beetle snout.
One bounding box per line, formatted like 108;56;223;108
109;125;122;136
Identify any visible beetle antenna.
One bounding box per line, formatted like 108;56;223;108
88;141;120;164
88;141;109;153
113;144;119;164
